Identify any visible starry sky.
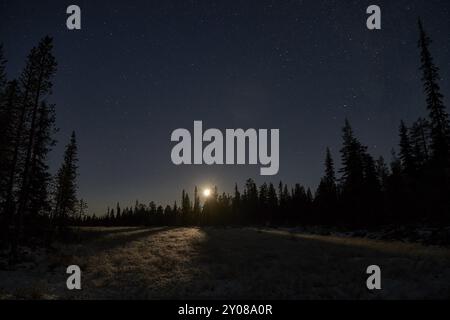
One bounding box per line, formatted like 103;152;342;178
1;0;449;214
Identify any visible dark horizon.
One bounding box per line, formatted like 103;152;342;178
1;0;450;214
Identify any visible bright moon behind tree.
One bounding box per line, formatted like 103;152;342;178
203;188;211;197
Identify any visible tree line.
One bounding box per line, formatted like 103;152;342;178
80;20;450;229
1;20;450;246
0;37;81;261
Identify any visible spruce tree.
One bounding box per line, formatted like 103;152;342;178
339;119;374;225
259;183;269;223
232;184;241;223
315;148;338;224
362;152;382;222
418;19;450;168
54;132;79;228
193;186;201;221
317;147;337;192
278;181;289;222
78;199;88;221
410;117;430;168
267;183;278;224
0;44;6;93
116;202;121;221
290;184;301;223
16;37;57;220
27;101;56;217
375;156;389;193
339;120;365;200
399;121;416;175
0;81;19;205
5;37;57;256
181;189;192;224
242;179;258;224
0;58;22;245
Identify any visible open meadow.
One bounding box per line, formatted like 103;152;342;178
1;227;450;299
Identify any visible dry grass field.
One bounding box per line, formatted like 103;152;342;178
1;226;450;299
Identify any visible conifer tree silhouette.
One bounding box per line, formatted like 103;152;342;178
54;132;79;230
418;19;450;169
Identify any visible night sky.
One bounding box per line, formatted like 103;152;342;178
1;0;449;214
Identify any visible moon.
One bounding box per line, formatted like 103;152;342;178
203;188;211;197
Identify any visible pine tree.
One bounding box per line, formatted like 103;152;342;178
232;184;241;223
386;150;404;222
0;47;8;198
399;121;416;175
267;183;278;224
5;37;57;256
27;101;56;217
375;156;389;193
410;117;430;168
290;184;303;223
281;184;291;224
243;179;258;224
181;189;192;224
315;148;338;224
362;152;382;221
54;132;79;228
418;19;450;168
116;202;121;220
193;186;201;220
390;150;402;177
78;199;88;221
339;119;375;225
0;81;20;204
16;37;57;220
0;44;6;93
317;147;337;191
339;120;366;200
0;48;13;243
217;192;232;225
258;183;269;223
305;188;313;207
277;181;288;223
324;148;336;185
172;201;179;224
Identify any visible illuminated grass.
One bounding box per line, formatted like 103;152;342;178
1;227;449;299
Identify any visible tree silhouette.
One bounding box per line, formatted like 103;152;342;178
399;121;416;176
418;19;450;221
0;37;58;259
181;189;192;224
410;118;430;168
0;81;20;213
0;44;6;92
338;119;366;224
54;132;78;230
375;156;389;193
315;148;338;225
232;183;241;224
193;186;201;222
418;19;450;170
30;101;56;211
267;183;278;224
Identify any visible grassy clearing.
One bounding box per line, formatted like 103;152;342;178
1;226;450;299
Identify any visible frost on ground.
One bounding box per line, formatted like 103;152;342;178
1;226;450;299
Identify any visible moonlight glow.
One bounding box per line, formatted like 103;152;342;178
203;188;211;197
